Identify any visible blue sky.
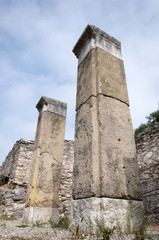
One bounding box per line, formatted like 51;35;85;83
0;0;159;165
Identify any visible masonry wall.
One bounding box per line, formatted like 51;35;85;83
0;139;34;218
0;123;159;222
59;140;74;218
135;122;159;224
0;139;74;219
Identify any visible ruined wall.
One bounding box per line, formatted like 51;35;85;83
59;140;74;218
135;122;159;224
0;123;159;222
0;139;74;219
0;139;34;218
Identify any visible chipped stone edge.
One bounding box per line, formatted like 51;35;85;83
36;96;67;117
73;24;122;65
71;197;144;233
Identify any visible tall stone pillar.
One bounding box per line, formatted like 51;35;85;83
71;25;143;233
23;96;67;224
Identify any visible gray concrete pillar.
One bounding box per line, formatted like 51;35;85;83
71;24;143;234
23;96;67;224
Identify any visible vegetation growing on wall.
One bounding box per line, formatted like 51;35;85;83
135;108;159;136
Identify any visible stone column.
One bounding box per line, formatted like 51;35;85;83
23;96;67;224
71;24;143;233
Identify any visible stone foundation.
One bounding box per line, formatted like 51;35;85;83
23;207;59;224
71;197;144;234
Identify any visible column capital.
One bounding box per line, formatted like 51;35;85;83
36;96;67;117
73;24;122;65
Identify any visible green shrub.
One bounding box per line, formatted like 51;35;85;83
133;228;150;240
134;123;148;136
134;108;159;136
95;218;115;240
51;215;70;229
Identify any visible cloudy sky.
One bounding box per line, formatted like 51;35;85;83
0;0;159;165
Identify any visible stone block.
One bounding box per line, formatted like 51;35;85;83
34;111;66;163
76;48;129;110
71;197;144;234
73;95;141;200
26;148;62;208
142;190;159;224
141;178;159;194
73;24;122;64
36;96;67;117
23;206;59;224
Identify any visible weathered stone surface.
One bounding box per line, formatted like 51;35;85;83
26;150;62;208
75;39;129;111
146;225;159;240
0;139;34;187
136;123;159;182
0;185;7;215
36;96;67;117
59;140;74;218
0;139;74;219
71;197;144;233
0;124;158;224
24;97;67;224
73;24;122;64
33;111;66;162
0;139;34;217
73;95;141;200
135;123;159;224
23;207;59;224
72;24;142;233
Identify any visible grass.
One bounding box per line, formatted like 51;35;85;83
49;215;70;229
133;227;151;240
95;218;116;240
10;237;43;240
16;224;29;228
0;214;16;221
32;221;44;228
0;214;153;240
54;216;70;229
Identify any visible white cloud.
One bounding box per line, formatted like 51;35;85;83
0;0;159;165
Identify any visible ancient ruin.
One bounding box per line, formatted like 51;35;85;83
0;139;34;218
0;24;158;239
71;24;143;233
0;139;74;219
23;96;67;224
